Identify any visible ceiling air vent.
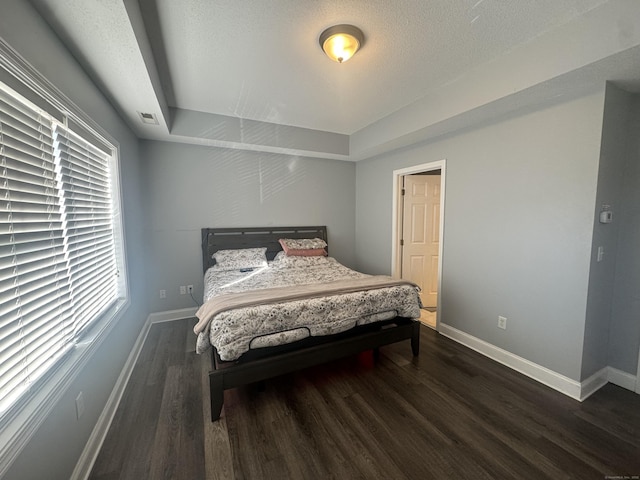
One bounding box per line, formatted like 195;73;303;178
137;111;159;125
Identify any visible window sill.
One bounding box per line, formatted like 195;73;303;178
0;298;130;477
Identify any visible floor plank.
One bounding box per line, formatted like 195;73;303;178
90;318;640;479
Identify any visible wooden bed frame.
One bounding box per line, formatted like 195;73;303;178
201;226;420;421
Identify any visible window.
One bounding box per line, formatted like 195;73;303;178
0;43;127;425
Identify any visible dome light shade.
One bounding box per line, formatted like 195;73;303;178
319;24;364;63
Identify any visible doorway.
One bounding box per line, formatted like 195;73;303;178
392;160;446;330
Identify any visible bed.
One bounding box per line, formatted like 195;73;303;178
198;226;422;421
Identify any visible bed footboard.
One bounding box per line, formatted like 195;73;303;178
208;319;419;421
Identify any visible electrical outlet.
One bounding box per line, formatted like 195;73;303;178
75;392;85;420
180;285;186;295
187;285;194;294
159;289;166;299
498;316;507;330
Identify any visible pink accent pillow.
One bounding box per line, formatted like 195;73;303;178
284;247;327;257
278;238;328;256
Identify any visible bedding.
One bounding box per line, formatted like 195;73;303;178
195;256;421;361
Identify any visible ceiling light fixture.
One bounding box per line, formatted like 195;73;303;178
319;24;364;63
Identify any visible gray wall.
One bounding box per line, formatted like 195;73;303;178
355;91;605;381
608;92;640;376
1;2;147;479
1;4;638;478
141;140;356;313
582;83;632;379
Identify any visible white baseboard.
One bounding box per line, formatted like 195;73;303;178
439;323;583;400
70;316;152;480
608;367;637;392
71;308;197;480
438;323;640;401
579;368;609;401
148;306;198;324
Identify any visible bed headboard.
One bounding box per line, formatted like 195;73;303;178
201;226;328;273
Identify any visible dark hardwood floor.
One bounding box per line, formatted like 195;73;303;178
90;318;640;479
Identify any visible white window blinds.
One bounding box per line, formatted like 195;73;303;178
0;84;117;413
53;125;117;337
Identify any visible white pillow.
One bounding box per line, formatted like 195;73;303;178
212;247;268;271
278;237;327;250
272;251;332;268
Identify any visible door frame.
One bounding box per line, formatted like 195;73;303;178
636;344;640;394
391;160;446;331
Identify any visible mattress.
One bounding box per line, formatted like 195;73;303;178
195;255;421;360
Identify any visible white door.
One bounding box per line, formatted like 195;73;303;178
401;174;441;308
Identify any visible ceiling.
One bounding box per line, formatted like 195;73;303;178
25;0;640;160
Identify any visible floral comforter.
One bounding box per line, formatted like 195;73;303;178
195;256;422;360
